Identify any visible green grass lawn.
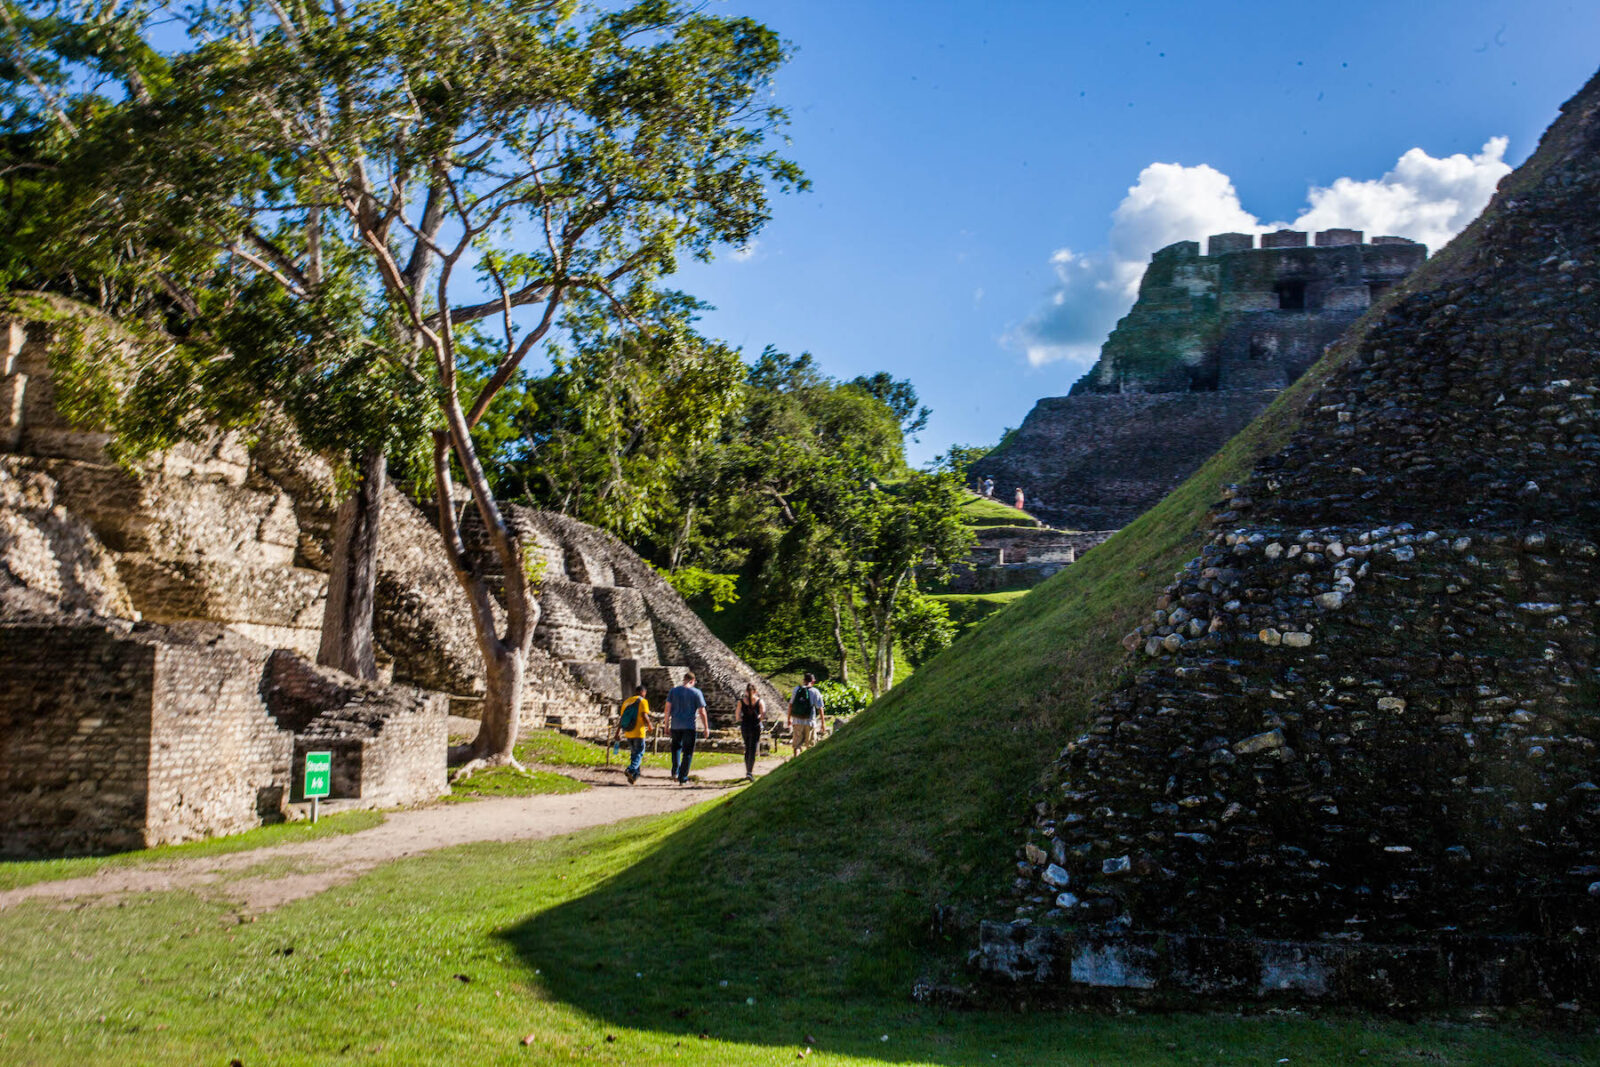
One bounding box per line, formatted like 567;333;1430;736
0;810;385;891
447;765;589;802
0;806;1591;1066
929;589;1029;634
958;491;1039;527
514;728;744;771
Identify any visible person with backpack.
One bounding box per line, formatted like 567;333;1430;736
612;684;652;785
736;681;765;781
787;673;826;756
666;671;710;784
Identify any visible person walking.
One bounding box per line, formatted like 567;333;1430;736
786;673;826;757
736;682;765;781
983;476;994;498
1014;487;1026;511
612;684;652;785
666;671;710;784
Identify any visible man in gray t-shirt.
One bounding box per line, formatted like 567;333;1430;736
787;672;826;756
665;671;709;783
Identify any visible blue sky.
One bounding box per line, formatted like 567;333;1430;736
664;1;1600;464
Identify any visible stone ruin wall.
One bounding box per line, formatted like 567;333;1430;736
974;68;1600;1008
471;507;785;732
0;620;296;855
974;391;1274;531
0;292;787;853
975;231;1426;531
0;613;448;857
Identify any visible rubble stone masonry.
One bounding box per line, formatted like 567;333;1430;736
975;68;1600;1008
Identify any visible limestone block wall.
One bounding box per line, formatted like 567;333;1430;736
0;620;295;855
0;620;156;854
0;458;132;619
453;506;783;734
143;631;292;846
0;302;327;656
263;649;446;807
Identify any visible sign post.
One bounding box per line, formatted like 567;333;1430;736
303;751;331;823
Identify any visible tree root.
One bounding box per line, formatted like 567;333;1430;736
448;754;525;783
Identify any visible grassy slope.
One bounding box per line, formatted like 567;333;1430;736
929;589;1029;633
958;492;1039;527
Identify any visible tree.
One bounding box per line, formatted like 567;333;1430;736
847;371;929;439
9;0;801;766
833;470;972;695
473;288;745;539
0;1;429;681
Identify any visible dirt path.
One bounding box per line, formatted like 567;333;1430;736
0;756;784;914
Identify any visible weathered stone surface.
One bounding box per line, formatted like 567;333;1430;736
974;234;1425;529
978;67;1600;1008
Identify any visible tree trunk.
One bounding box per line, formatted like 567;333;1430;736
830;595;850;685
474;641;525;764
668;502;695;573
430;425;541;768
847;594;877;697
317;446;384;680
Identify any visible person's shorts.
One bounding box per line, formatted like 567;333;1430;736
791;720;816;748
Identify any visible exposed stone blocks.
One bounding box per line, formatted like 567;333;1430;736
973;392;1276;529
0;620;292;854
975;231;1425;529
978;67;1600;1008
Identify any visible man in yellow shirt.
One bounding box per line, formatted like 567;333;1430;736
613;684;652;785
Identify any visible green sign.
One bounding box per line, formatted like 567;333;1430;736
303;751;332;799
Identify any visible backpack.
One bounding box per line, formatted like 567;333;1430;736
619;698;641;733
789;685;815;720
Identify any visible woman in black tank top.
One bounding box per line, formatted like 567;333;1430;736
737;682;764;779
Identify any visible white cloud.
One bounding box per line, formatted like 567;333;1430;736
1291;137;1510;254
1012;140;1511;370
730;240;759;262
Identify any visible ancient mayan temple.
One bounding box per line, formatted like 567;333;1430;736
975;69;1600;1008
974;229;1425;530
0;299;778;854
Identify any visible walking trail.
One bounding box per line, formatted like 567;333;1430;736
0;755;784;914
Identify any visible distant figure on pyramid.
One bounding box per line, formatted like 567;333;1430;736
983;476;994;498
1014;487;1026;511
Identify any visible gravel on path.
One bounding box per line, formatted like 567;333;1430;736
0;755;785;913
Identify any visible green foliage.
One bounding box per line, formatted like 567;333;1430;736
893;591;956;667
845;370;929;439
933;441;992;478
657;565;739;612
815;679;869;716
474;288;746;537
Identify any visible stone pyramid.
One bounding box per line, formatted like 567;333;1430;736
980;68;1600;1008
